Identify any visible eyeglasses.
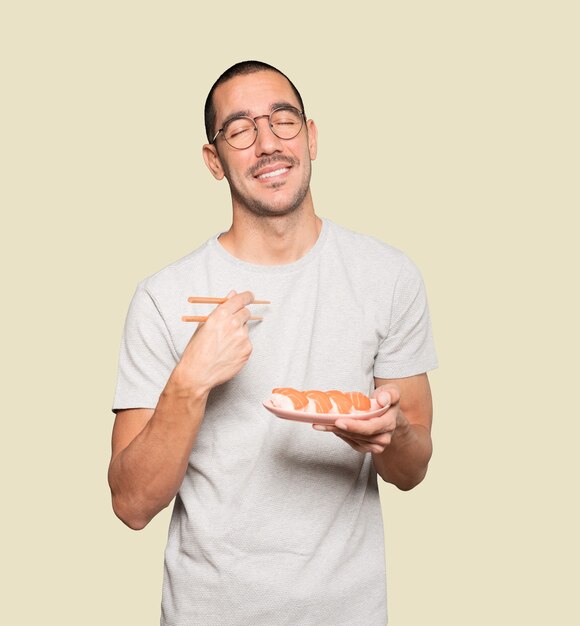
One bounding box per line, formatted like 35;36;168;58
212;106;305;150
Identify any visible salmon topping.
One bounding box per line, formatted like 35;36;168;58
326;390;353;414
304;390;333;414
345;391;372;411
272;388;309;410
270;388;372;413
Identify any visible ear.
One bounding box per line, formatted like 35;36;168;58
306;119;318;161
202;143;225;180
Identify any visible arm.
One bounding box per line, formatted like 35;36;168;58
322;255;436;487
313;373;433;490
108;291;254;530
370;374;433;490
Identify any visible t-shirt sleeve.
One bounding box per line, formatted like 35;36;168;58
112;282;179;412
373;258;438;379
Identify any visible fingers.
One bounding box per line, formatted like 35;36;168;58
334;432;389;455
313;412;396;454
199;291;255;327
334;414;395;436
232;306;252;327
220;290;255;314
373;384;400;408
326;427;393;446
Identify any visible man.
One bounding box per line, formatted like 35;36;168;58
109;60;437;625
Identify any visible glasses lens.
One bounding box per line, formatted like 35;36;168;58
224;118;257;149
270;108;303;140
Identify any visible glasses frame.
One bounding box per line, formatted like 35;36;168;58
211;106;305;150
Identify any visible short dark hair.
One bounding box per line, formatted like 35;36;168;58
204;60;305;143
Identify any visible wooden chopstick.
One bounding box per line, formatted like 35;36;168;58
187;297;271;304
182;315;263;322
183;297;269;322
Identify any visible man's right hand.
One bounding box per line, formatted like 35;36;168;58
109;290;256;529
170;290;255;395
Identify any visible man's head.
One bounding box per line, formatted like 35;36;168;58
204;61;305;144
202;61;317;219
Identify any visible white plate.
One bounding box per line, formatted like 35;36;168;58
262;399;389;425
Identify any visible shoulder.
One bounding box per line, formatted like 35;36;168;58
138;239;213;296
325;219;417;275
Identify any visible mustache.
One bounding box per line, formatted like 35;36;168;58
247;155;298;177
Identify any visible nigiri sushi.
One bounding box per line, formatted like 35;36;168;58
269;388;372;414
325;390;353;414
304;390;334;414
270;388;309;410
345;391;372;412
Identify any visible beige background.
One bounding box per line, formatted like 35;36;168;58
2;1;578;624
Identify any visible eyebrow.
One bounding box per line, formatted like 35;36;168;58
220;109;252;129
219;101;301;130
270;100;300;112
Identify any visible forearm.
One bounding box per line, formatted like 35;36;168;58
372;415;433;490
108;373;209;530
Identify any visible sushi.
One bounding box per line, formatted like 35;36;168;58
270;388;372;414
271;387;309;410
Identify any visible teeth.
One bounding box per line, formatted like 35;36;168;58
258;168;288;179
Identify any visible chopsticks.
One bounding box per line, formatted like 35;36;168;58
187;297;271;304
182;315;264;322
182;296;270;323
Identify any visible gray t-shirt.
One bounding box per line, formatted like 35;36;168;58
113;218;437;626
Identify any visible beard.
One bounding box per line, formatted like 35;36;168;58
224;154;312;218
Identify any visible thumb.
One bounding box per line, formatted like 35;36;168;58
377;391;391;407
374;384;400;407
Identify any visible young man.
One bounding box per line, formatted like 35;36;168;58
110;61;437;625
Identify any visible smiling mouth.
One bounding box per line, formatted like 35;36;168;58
256;167;290;180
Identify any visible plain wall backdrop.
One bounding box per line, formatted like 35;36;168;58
2;1;578;624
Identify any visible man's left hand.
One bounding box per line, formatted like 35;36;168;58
312;384;403;455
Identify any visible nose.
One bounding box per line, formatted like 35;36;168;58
253;116;283;156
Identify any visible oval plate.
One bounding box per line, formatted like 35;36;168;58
262;398;389;425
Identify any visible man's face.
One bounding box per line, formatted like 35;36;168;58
204;71;318;218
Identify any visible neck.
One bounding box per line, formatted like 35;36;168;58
218;198;322;265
